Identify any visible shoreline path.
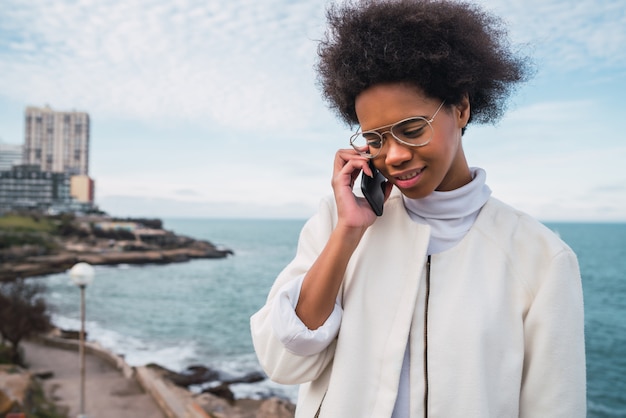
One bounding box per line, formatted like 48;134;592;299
22;339;166;418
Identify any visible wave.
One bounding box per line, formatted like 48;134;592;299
49;313;298;403
51;313;200;372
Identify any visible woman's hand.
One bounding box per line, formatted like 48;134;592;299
332;149;384;229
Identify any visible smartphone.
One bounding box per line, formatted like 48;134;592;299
361;160;387;216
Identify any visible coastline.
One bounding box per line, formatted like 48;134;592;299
1;245;233;281
2;215;297;416
22;331;295;418
0;214;234;281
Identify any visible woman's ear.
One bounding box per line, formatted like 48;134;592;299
456;94;471;129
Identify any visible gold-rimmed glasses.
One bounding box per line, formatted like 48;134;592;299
349;100;446;158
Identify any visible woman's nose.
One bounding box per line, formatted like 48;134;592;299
383;134;413;166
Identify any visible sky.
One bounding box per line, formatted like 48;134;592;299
0;0;624;221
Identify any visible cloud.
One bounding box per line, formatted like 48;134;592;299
2;0;623;139
173;189;201;196
478;0;626;72
0;0;327;132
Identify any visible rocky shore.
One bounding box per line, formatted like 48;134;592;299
0;214;234;281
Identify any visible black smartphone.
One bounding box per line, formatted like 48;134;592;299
361;160;387;216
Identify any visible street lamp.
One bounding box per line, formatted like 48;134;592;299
69;262;95;418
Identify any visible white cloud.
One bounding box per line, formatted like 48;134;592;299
0;0;327;132
478;0;626;72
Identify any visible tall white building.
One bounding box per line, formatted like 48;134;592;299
24;105;90;175
0;142;23;171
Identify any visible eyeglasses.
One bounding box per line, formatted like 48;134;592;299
349;100;446;158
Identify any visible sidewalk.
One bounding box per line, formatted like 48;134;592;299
22;340;166;418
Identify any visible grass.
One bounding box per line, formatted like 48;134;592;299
0;216;56;233
0;215;59;251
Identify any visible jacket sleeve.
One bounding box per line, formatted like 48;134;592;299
270;275;342;356
519;247;586;417
250;197;340;385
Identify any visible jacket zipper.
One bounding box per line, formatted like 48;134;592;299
424;255;431;418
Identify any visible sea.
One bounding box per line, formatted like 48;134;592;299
33;219;625;417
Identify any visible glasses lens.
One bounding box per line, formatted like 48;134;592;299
350;132;382;158
391;118;433;146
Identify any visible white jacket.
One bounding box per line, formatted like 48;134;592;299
250;193;586;417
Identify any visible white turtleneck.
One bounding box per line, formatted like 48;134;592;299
403;167;492;255
391;167;491;417
271;167;492;418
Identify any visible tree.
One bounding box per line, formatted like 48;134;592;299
0;278;52;365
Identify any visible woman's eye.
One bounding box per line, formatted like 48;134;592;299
364;133;382;148
402;127;425;138
396;120;428;139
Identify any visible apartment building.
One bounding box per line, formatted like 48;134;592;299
0;142;23;171
24;106;90;175
0;164;71;212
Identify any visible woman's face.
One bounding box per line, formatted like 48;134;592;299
354;82;472;199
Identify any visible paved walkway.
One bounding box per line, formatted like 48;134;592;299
22;340;165;418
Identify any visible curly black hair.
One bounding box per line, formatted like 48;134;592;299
316;0;532;128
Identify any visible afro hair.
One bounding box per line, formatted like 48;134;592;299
316;0;532;127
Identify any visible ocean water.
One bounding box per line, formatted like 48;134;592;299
35;219;625;416
545;222;626;418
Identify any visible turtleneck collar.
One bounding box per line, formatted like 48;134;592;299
402;167;491;254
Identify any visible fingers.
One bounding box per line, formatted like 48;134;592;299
330;150;380;228
333;149;371;186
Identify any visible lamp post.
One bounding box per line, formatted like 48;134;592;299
69;262;95;418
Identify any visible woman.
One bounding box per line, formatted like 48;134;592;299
251;1;586;417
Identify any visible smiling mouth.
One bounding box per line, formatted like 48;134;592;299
396;168;423;181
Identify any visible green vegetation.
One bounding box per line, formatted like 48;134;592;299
0;357;68;417
0;231;57;251
0;215;55;251
0;215;65;251
0;342;16;364
0;279;52;365
0;215;56;233
25;379;69;418
1;292;63;417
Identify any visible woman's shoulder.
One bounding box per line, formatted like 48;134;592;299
476;197;574;258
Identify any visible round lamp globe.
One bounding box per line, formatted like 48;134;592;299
69;262;95;286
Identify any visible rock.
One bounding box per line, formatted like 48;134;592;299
256;397;296;418
59;328;84;340
204;383;235;402
32;370;54;380
171;365;220;387
223;371;265;385
0;389;15;415
0;365;30;413
194;393;236;418
148;363;220;387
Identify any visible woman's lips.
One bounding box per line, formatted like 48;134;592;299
393;168;424;188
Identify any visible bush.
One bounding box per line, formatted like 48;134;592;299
0;279;53;365
0;342;14;364
25;378;69;418
0;232;57;251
